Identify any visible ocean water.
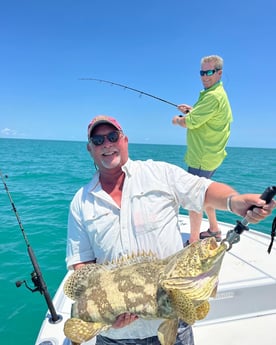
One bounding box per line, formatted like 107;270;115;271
0;138;275;345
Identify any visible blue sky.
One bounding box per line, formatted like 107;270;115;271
1;0;275;148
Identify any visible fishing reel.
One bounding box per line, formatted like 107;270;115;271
16;271;42;293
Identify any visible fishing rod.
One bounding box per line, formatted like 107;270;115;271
0;170;61;323
79;78;178;107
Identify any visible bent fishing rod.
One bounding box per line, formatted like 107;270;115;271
79;78;178;107
0;170;61;323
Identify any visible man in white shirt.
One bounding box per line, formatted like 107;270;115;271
66;115;275;345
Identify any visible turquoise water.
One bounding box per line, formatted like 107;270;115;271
0;138;275;344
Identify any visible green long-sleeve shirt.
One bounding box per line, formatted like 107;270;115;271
185;81;232;171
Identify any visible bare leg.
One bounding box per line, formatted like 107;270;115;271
187;167;220;242
189;210;203;243
205;206;219;232
198;206;222;241
189;207;220;243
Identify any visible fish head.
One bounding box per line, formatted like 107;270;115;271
159;238;227;324
160;237;227;300
162;237;226;280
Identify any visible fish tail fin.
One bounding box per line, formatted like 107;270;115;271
158;319;178;345
64;317;108;343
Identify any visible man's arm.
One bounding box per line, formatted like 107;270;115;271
205;182;275;222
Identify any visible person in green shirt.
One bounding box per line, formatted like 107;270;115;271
172;55;232;244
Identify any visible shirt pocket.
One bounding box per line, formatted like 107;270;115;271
84;211;120;254
131;188;175;236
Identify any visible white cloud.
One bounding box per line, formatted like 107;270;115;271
1;128;18;136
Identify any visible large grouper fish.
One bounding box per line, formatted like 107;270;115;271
63;237;227;345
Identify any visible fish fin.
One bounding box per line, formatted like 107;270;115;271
64;317;108;343
63;264;103;300
105;251;158;268
195;301;210;320
169;289;196;325
157;319;178;345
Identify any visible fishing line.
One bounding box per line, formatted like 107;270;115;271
0;170;61;323
79;78;178;107
268;216;276;254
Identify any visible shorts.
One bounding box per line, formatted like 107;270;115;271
188;166;216;179
95;321;194;345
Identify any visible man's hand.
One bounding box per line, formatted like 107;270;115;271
112;313;139;328
178;104;192;114
172;115;187;128
231;194;276;223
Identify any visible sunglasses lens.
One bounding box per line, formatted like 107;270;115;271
200;69;216;76
90;131;120;146
91;135;105;146
206;70;215;76
107;131;120;142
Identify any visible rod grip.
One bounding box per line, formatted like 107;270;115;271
249;186;276;210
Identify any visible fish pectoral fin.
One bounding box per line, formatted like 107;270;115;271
196;301;210;320
169;289;196;325
64;317;108;343
157;319;178;345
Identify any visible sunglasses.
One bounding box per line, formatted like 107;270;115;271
199;69;220;77
89;130;121;146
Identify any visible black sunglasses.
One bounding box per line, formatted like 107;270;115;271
199;69;220;77
89;130;121;146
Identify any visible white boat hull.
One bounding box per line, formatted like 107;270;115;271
35;216;276;345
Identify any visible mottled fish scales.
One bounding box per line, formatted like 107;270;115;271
63;238;227;345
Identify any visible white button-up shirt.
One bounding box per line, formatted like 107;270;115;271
66;158;213;339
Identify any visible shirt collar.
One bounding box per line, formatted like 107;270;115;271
121;158;132;177
204;80;222;91
89;158;132;192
